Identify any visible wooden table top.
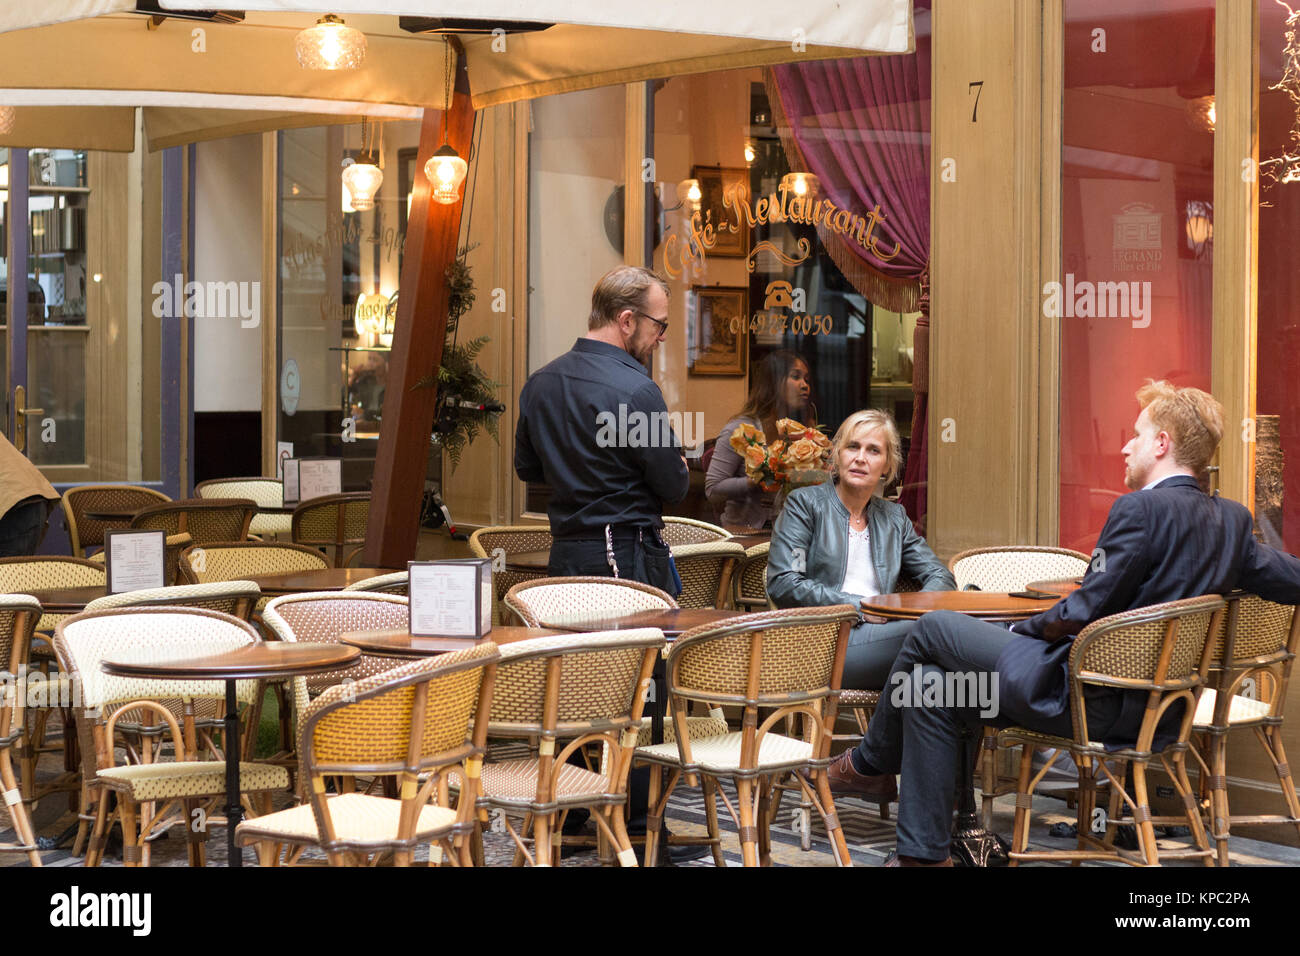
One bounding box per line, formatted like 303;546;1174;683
505;550;550;571
21;586;108;613
543;607;746;638
341;626;567;657
862;591;1059;622
1025;578;1083;597
245;568;402;594
103;642;359;681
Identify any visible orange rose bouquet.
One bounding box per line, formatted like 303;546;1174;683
729;420;832;494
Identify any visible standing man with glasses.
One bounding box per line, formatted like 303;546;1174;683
516;264;688;596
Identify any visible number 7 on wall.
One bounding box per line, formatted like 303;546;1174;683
968;81;984;122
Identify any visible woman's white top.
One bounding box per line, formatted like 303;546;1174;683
840;524;880;600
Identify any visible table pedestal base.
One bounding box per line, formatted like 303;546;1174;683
225;679;243;867
951;812;1009;867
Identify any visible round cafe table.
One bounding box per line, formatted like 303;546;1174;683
1025;577;1084;598
245;567;402;596
341;626;566;658
20;586;108;614
102;642;360;867
861;590;1063;868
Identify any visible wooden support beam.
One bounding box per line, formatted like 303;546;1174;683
364;51;475;567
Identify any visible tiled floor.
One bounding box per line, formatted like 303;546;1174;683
6;732;1299;867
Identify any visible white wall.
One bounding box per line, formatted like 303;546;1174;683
194;134;262;412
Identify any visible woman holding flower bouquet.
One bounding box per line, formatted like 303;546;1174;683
705;350;815;532
767;409;955;690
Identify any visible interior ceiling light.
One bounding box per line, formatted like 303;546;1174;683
781;171;821;199
296;14;366;71
342;118;383;211
424;44;468;205
1185;95;1215;132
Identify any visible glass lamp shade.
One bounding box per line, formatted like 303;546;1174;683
0;106;14;135
296;15;366;71
781;171;821;200
341;158;382;211
353;292;388;337
425;144;468;204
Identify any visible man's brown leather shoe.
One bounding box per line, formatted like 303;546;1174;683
811;749;898;805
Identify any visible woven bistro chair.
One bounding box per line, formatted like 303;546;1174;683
673;540;745;610
196;477;291;538
459;629;663;867
0;595;45;866
999;595;1225;867
635;605;860;867
130;498;257;546
53;608;292;867
291;492;371;568
1186;593;1300;866
343;571;409;595
261;592;413;747
468;525;551;624
949;545;1090;592
732;541;771;611
236;642;500;867
177;541;329;617
661;516;729;547
503;576;677;629
61;485;170;558
0;556;108;805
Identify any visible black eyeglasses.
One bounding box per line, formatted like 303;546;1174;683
635;311;670;336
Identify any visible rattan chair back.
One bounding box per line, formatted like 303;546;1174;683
949;545;1090;592
468;525;552;622
1066;594;1225;749
130;498;257;545
291;492;370;567
485;629;663;736
178;541;329;584
261;591;411;720
503;576;677;628
660;517;729;547
672;540;745;609
734;542;771;610
342;571;409;595
195;478;288;537
0;556;107;634
85;580;261;621
61;485;170;557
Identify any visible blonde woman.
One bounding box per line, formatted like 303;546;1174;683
767;409;954;690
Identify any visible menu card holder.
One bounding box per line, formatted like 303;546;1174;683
408;559;492;638
298;458;343;502
104;529;168;593
282;458;300;505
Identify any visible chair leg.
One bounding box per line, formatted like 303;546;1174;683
1129;763;1159;867
812;770;853;867
1169;753;1213;866
120;800;141;868
533;812;553;867
757;775;773;867
1009;745;1037;865
85;791;114;867
0;749;41;866
735;776;758;867
1073;755;1095;866
1262;726;1300;841
701;776;726;867
644;765;664;868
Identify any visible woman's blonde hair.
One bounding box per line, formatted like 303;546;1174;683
831;409;902;485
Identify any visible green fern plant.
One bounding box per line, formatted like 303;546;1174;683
413;247;502;470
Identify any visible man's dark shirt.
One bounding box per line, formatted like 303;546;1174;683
515;338;689;538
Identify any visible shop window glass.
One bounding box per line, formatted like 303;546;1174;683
1257;0;1300;551
1060;0;1215;553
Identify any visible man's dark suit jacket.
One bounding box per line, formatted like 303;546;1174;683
996;475;1300;745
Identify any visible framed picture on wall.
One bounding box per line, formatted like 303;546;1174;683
688;286;748;376
691;165;750;258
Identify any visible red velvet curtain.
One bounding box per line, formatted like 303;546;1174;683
769;23;933;530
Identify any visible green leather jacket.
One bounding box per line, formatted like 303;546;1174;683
766;479;955;609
